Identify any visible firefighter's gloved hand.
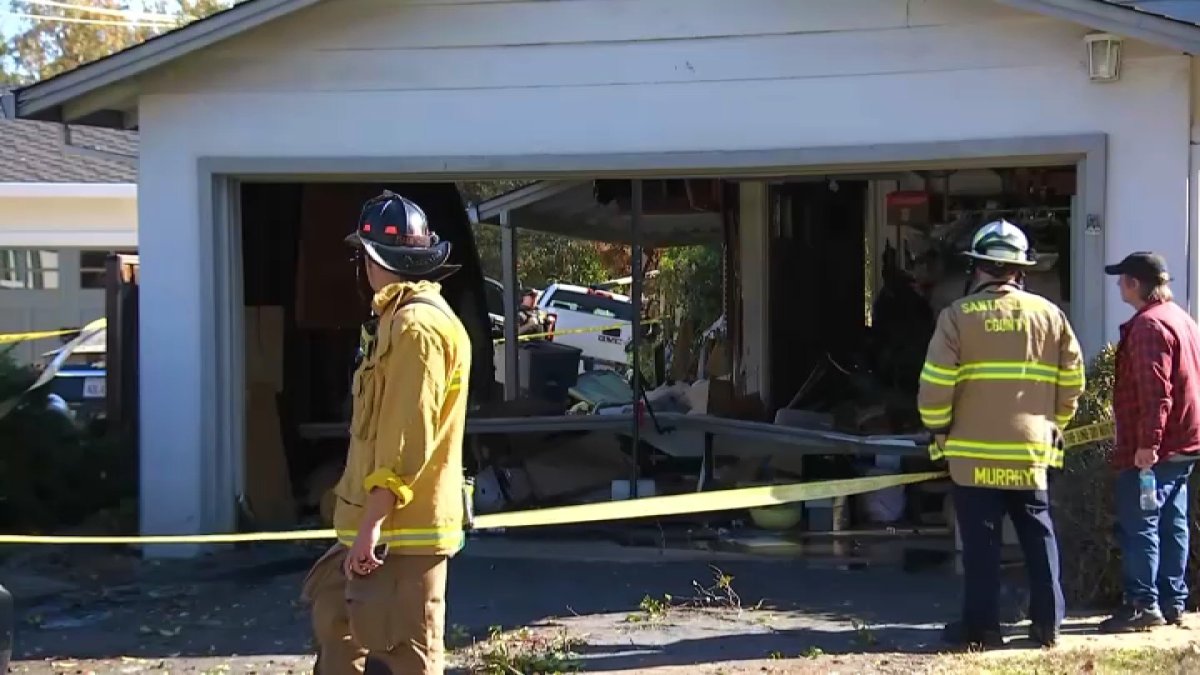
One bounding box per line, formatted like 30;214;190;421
1049;428;1066;476
929;434;949;471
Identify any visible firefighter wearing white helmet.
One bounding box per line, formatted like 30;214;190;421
918;219;1085;650
965;219;1038;267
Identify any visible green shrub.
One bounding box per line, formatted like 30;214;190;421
1054;344;1121;607
0;348;136;533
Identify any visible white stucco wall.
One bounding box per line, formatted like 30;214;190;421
0;190;137;363
128;0;1192;537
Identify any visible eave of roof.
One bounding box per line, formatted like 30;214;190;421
994;0;1200;52
12;0;322;123
11;0;1200;127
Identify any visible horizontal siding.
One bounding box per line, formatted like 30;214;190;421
142;0;1155;95
141;54;1188;157
217;0;1020;53
154;17;1163;93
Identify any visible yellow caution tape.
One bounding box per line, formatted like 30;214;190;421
0;471;945;546
1062;420;1115;448
0;529;335;546
0;422;1114;546
475;471;944;530
0;328;80;345
494;318;661;345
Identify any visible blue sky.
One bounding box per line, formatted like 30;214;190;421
1;2;19;36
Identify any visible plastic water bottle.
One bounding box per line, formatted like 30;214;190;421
1139;469;1158;511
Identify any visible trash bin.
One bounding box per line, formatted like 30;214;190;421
0;582;12;673
518;341;582;404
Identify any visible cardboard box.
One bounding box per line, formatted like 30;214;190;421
244;306;284;392
244;384;297;527
521;434;631;501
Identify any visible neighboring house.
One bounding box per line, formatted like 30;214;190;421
0;117;137;363
7;0;1200;542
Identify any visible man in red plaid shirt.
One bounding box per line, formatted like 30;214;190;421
1101;252;1200;633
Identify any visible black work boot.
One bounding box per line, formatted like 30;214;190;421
1163;608;1187;627
1099;605;1166;633
942;621;1006;649
1027;623;1059;648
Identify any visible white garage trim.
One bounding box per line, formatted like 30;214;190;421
185;133;1107;538
200;134;1105;180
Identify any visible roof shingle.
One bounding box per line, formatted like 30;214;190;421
0;117;137;183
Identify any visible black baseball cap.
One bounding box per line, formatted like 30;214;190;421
1105;252;1170;285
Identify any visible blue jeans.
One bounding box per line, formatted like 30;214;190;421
1115;461;1195;614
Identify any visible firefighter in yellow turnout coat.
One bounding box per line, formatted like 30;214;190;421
918;220;1085;649
303;191;471;675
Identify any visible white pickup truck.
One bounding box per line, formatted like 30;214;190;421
484;279;635;369
537;282;634;367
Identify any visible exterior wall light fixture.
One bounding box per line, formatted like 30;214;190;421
1085;32;1123;82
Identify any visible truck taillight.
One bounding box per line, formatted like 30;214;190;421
545;313;557;341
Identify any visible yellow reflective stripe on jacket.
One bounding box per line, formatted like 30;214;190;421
943;439;1063;468
919;405;953;428
928;442;945;461
336;528;465;549
941;361;1082;386
957;361;1060;384
920;362;957;387
448;368;464;392
1057;367;1085;387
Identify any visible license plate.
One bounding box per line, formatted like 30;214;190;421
83;377;106;399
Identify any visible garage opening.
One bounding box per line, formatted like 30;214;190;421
769;166;1076;431
233;161;1079;554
